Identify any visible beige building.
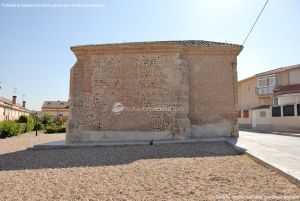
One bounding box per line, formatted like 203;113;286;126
41;101;69;121
238;64;300;132
0;96;31;121
67;40;243;143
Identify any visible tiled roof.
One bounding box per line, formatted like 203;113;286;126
239;64;300;83
42;101;69;109
0;96;29;110
274;84;300;96
0;96;12;104
251;105;271;110
71;40;242;49
256;64;300;77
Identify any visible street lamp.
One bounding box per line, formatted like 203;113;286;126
35;111;38;136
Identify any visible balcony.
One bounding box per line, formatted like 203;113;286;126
256;74;279;96
256;86;275;96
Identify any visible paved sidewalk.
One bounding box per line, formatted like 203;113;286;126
240;128;300;138
227;131;300;185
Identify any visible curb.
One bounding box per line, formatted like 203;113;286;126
30;138;228;150
225;140;300;187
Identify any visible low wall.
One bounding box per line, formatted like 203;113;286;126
238;118;251;125
270;116;300;132
239;124;252;129
66;129;174;143
238;104;300;133
191;120;234;137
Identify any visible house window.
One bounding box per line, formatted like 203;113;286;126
283;105;294;116
243;110;249;118
259;111;266;117
258;75;276;87
269;77;275;86
257;75;277;95
297;104;300;116
258;78;267;87
273;97;278;106
272;106;281;117
237;110;241;118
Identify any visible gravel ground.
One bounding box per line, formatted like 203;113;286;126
0;132;65;155
0;133;299;201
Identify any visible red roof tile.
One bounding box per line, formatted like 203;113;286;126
274;84;300;96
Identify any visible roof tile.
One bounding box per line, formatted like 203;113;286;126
274;84;300;96
42;101;69;109
71;40;242;49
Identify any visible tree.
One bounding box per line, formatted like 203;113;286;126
41;113;53;126
18;115;34;132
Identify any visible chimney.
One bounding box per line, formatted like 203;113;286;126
12;96;17;105
22;101;26;108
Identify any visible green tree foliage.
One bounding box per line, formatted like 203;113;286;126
41;113;53;126
18;115;34;132
34;121;45;131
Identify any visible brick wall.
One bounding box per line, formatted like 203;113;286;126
183;53;238;137
67;42;242;142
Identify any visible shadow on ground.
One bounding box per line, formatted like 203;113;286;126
0;141;242;171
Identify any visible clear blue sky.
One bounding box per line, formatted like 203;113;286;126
0;0;299;110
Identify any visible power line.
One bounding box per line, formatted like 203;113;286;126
230;0;270;65
229;0;269;120
242;0;270;46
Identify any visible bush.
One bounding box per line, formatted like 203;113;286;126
18;123;27;134
18;115;35;132
56;125;66;133
46;126;56;134
0;120;23;138
45;125;66;134
54;118;64;126
26;117;35;132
